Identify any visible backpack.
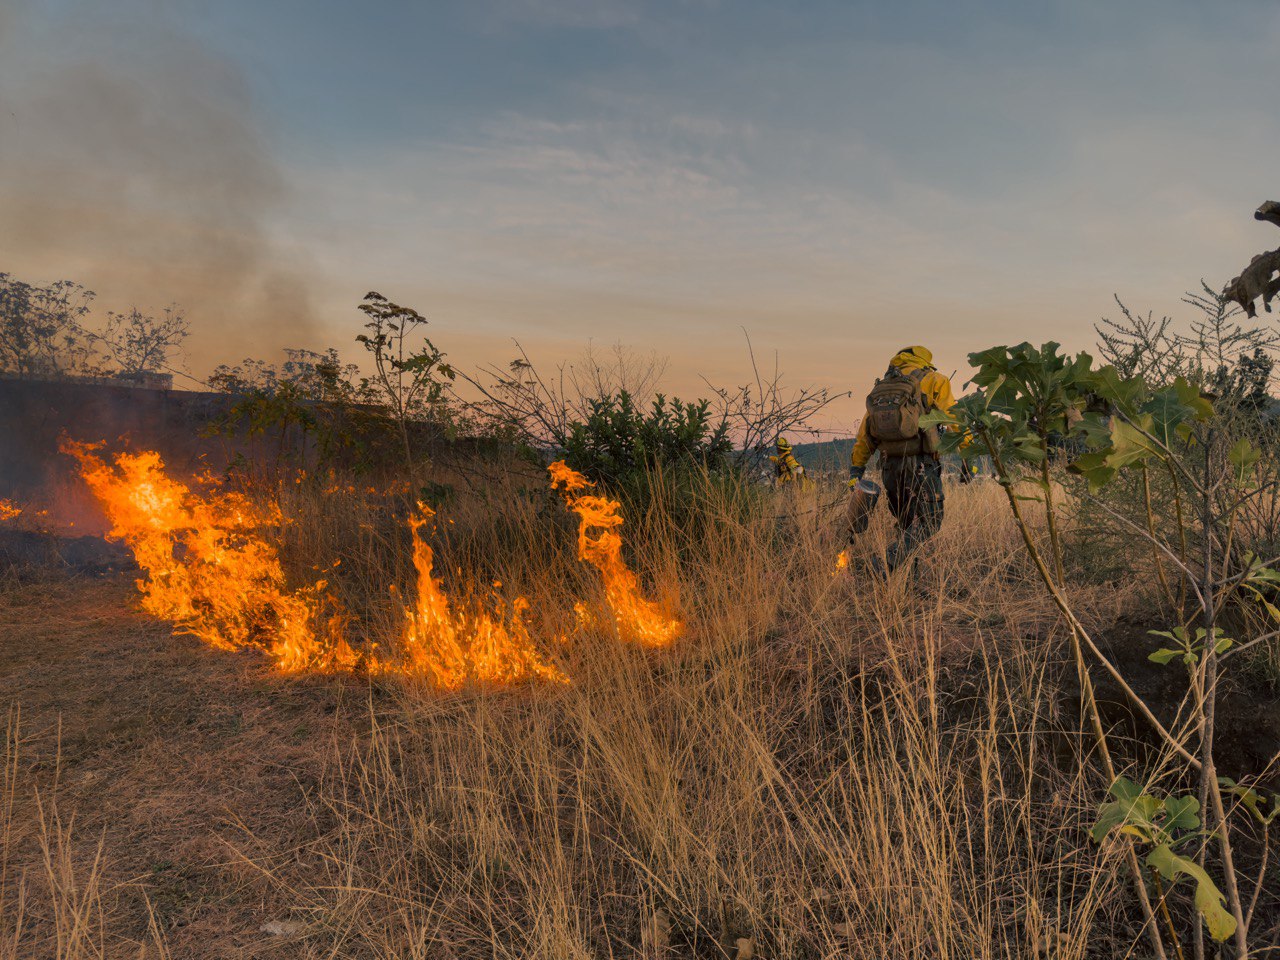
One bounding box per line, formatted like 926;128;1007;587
865;366;937;456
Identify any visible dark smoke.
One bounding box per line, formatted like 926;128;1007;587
0;1;317;373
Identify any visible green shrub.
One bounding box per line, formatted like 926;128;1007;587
561;391;732;488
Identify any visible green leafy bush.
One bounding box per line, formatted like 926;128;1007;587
561;391;732;488
925;340;1279;954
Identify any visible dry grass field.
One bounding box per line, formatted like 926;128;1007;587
2;465;1274;959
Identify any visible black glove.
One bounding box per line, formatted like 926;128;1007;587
847;465;865;488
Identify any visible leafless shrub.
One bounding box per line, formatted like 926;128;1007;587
458;341;667;450
701;332;849;468
462;333;847;466
92;305;189;378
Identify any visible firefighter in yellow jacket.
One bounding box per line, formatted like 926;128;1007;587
770;437;812;488
848;346;958;572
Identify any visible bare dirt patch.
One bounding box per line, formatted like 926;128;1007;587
1;575;373;959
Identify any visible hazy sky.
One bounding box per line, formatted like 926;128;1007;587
2;0;1279;429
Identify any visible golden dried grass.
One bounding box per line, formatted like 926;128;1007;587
2;463;1157;958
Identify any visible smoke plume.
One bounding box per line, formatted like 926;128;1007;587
0;1;316;377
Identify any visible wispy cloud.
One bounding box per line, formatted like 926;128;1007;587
6;0;1280;420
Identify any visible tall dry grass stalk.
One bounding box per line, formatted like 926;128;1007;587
244;467;1151;957
1;710;169;960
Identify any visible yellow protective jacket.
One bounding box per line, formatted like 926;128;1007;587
851;348;959;469
770;449;806;483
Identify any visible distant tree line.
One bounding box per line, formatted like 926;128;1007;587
0;271;188;383
1;272;846;494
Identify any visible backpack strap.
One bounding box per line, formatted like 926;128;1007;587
906;367;932;410
911;368;942;456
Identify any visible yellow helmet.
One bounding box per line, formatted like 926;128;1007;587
899;345;934;366
776;437;791;450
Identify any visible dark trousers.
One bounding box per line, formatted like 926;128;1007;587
882;454;944;568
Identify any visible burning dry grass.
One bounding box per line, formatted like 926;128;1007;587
549;460;683;648
3;461;1158;958
61;440;359;674
57;445;683;689
399;503;567;689
249;469;1142;957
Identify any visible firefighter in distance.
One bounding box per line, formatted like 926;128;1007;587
847;345;959;573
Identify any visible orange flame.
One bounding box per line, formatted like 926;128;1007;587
835;548;850;572
398;504;567;689
61;440;357;673
547;461;682;647
63;441;569;689
0;499;20;522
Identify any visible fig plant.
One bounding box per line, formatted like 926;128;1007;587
926;341;1278;958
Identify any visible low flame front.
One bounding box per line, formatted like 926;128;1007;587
62;440;358;673
61;443;681;686
62;443;677;688
400;504;566;689
548;461;682;648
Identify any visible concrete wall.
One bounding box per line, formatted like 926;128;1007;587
0;377;260;531
1;376;507;533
